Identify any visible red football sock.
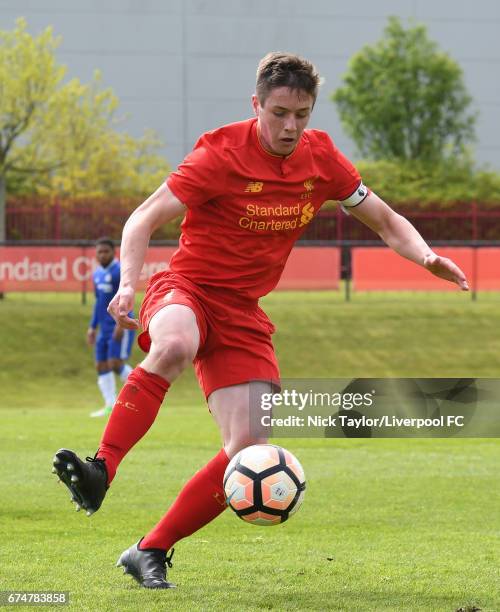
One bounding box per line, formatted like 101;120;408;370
140;449;229;551
96;366;170;484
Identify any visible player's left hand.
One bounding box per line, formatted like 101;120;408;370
423;253;469;290
112;326;124;341
86;328;96;346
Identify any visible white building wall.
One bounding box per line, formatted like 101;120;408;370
1;0;499;169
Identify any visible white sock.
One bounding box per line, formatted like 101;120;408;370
97;371;116;406
119;364;133;382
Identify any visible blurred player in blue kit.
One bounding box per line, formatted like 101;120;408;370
87;237;135;417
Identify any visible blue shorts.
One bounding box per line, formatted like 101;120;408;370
95;328;135;363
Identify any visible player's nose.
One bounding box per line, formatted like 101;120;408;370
283;116;297;132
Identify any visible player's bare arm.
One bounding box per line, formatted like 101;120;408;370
107;184;186;329
348;191;469;290
112;325;124;341
86;327;96;345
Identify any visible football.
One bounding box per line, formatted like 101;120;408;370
223;444;306;525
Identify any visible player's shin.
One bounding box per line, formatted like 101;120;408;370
140;449;229;550
97;370;116;407
118;363;133;381
96;366;170;483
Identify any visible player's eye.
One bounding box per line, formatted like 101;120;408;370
273;111;285;117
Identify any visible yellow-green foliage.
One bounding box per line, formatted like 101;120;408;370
1;18;168;199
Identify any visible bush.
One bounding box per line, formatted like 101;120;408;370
356;156;500;208
332;17;476;163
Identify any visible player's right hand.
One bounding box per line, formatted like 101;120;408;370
423;253;469;291
86;328;96;346
107;287;140;330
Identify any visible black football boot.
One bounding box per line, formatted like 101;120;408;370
116;539;176;589
52;448;108;516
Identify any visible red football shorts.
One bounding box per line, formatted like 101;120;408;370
138;271;280;399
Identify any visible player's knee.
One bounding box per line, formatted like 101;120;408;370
109;359;123;373
96;362;109;374
150;334;194;371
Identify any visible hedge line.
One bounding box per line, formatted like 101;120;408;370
355;157;500;208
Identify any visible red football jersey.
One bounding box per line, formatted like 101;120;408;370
166;117;365;302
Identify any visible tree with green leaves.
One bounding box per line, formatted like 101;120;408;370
332;17;477;163
0;18;168;241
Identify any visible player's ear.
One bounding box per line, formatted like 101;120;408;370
252;94;260;117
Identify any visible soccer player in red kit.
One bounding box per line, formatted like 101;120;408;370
52;52;469;589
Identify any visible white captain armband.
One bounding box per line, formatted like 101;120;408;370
340;182;369;208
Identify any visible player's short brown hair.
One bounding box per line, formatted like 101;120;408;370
256;52;321;105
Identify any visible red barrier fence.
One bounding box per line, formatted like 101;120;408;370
1;245;498;294
351;247;500;291
7;198;500;242
476;248;500;290
0;246;175;292
277;247;340;290
352;248;475;291
0;246;340;292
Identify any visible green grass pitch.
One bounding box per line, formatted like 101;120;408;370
1;291;499;611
